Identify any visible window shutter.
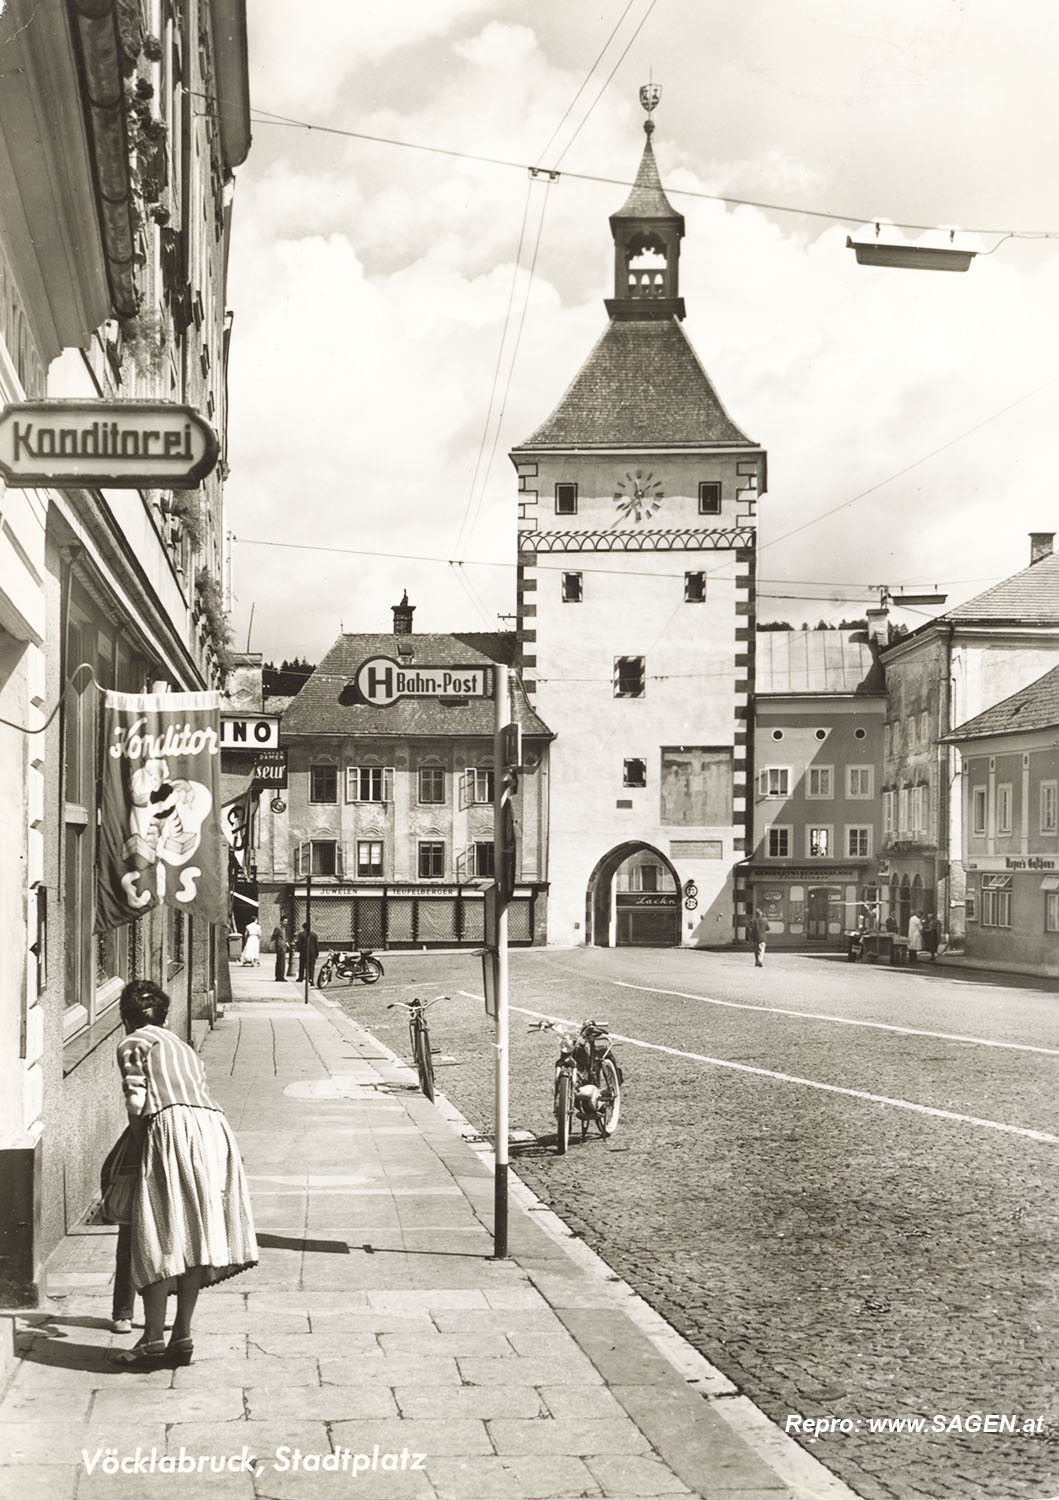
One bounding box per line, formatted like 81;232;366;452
345;766;359;802
383;767;394;802
459;769;470;811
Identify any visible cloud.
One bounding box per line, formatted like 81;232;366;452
225;3;1059;658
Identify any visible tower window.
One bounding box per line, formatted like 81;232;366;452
684;571;706;602
562;571;583;602
614;656;645;698
555;483;578;515
698;482;722;515
623;758;647;787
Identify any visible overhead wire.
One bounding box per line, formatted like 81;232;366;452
215;92;1059;244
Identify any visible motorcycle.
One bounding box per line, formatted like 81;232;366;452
530;1017;623;1154
315;949;384;987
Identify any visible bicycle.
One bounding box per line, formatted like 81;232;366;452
529;1017;623;1154
387;995;448;1101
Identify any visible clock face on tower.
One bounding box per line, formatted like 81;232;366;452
612;469;664;524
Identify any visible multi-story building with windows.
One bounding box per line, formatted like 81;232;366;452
943;664;1059;976
510;91;766;947
0;0;249;1307
253;601;552;951
741;629;886;944
879;534;1059;938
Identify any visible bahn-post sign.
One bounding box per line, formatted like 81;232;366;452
354;656;493;707
0;400;219;488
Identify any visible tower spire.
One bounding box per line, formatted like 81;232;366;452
606;85;686;321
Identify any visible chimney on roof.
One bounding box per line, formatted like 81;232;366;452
1029;532;1054;565
392;591;415;635
865;604;889;647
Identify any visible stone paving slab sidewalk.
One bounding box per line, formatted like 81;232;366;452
0;967;860;1500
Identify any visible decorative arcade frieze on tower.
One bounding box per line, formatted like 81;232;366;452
510;88;766;949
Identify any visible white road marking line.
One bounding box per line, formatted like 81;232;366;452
513;1006;1059;1148
612;980;1059;1058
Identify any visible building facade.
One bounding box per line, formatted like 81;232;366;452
0;0;249;1304
510;94;766;948
742;629;886;944
944;665;1059;976
249;605;553;952
879;535;1059;939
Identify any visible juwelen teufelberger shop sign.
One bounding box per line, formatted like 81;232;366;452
97;691;226;931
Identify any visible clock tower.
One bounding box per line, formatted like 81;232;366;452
510;89;767;948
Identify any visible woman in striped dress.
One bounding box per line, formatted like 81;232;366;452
111;979;257;1368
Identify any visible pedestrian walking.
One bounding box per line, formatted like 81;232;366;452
750;908;768;967
271;924;288;982
110;979;257;1369
111;1221;134;1334
240;918;261;966
295;922;319;985
907;910;924;963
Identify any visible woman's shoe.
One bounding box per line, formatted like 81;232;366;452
111;1339;167;1369
166;1337;194;1366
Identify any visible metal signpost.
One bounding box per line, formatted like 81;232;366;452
491;663;511;1258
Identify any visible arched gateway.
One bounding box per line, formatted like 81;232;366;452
586;842;681;947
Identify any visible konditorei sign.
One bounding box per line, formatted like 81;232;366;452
354;656;493;707
0;400;219;488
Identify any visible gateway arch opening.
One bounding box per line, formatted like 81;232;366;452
587;843;681;947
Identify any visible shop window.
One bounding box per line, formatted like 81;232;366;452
555;482;578;515
848;766;874;799
698;481;721;515
614;656;645;698
684;571;706;602
981;874;1012;928
808;766;833;799
357;840;383;878
807;826;832;858
757;766;790;798
562;571;583;602
418;765;445;804
310;763;338;803
346;765;394;803
1046;891;1059;933
1041;781;1058;835
418;841;445;879
624;758;647;788
767;826;791;857
847;826;871;857
63;593;144;1038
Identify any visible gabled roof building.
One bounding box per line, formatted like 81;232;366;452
254;601;553;951
878;533;1059;940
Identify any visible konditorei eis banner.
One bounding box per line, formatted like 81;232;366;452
98;690;225;930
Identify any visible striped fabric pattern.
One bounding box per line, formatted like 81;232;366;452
117;1024;217;1117
116;1024;257;1292
131;1107;258;1292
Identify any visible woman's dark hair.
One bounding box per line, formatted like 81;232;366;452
119;979;170;1029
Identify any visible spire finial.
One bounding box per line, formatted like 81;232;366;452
639;80;661;135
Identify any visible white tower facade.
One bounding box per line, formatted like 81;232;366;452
510;96;766;948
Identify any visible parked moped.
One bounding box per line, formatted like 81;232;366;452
530;1017;623;1154
315;949;384;987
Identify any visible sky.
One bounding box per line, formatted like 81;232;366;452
222;1;1059;665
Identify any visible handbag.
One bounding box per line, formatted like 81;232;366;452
99;1125;141;1225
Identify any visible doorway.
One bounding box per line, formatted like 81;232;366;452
585;842;681;947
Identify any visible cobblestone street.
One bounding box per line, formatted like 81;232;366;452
336;945;1059;1500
